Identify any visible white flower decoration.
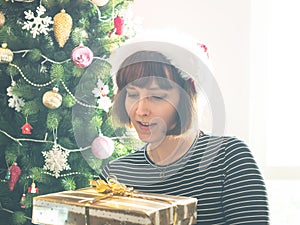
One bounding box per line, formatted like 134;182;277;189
97;96;112;113
92;79;112;112
92;80;110;98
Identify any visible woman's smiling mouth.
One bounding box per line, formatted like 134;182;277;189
137;121;156;130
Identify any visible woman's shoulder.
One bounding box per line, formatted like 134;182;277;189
195;132;260;174
196;132;247;148
196;132;252;158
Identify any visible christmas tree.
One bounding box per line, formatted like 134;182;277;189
0;0;140;224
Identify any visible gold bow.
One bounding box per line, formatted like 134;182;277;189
88;175;134;204
88;175;179;224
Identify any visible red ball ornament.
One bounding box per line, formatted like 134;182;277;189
91;135;114;159
71;45;94;68
8;163;21;191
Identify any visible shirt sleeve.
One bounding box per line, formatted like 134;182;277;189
99;163;110;181
222;137;269;224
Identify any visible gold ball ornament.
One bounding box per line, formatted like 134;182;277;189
42;87;63;109
91;0;109;6
0;43;13;63
53;9;73;48
0;12;5;28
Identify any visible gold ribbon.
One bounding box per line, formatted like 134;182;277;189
88;175;178;224
88;175;134;204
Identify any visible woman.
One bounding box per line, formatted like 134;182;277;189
101;31;269;224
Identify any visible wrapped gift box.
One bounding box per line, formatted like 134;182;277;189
32;187;197;225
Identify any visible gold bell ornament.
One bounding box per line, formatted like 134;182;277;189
42;87;62;109
0;43;13;63
0;11;5;28
53;9;72;48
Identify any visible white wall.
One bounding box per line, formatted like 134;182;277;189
131;0;251;142
130;1;300;224
249;1;300;224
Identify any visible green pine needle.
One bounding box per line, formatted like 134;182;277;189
61;177;76;191
7;64;19;77
50;64;64;81
27;49;42;62
46;111;61;130
63;94;76;108
12;211;27;225
22;100;40;116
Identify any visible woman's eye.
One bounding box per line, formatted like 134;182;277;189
126;93;167;101
151;95;166;100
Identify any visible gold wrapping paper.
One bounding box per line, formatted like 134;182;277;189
32;187;197;225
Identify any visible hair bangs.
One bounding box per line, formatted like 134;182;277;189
116;61;175;90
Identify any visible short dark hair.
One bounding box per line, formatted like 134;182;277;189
112;51;197;135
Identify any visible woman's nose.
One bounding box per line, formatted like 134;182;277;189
135;97;150;116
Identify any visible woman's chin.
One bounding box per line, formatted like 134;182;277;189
137;133;165;145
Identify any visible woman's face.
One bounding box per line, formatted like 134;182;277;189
125;79;180;144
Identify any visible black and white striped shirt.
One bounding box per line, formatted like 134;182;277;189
101;133;269;224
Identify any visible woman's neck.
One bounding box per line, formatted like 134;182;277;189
147;131;197;165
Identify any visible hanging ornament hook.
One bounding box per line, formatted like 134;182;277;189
53;127;58;144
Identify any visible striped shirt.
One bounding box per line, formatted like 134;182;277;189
101;133;269;224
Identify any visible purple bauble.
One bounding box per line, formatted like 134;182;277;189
71;45;94;68
91;135;114;159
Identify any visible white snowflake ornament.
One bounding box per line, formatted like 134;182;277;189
8;96;25;112
7;83;25;112
22;4;53;38
42;143;70;178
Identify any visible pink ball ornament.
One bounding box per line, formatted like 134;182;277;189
71;45;94;68
91;135;114;159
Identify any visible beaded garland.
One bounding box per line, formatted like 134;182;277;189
9;63;101;109
9;63;55;87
